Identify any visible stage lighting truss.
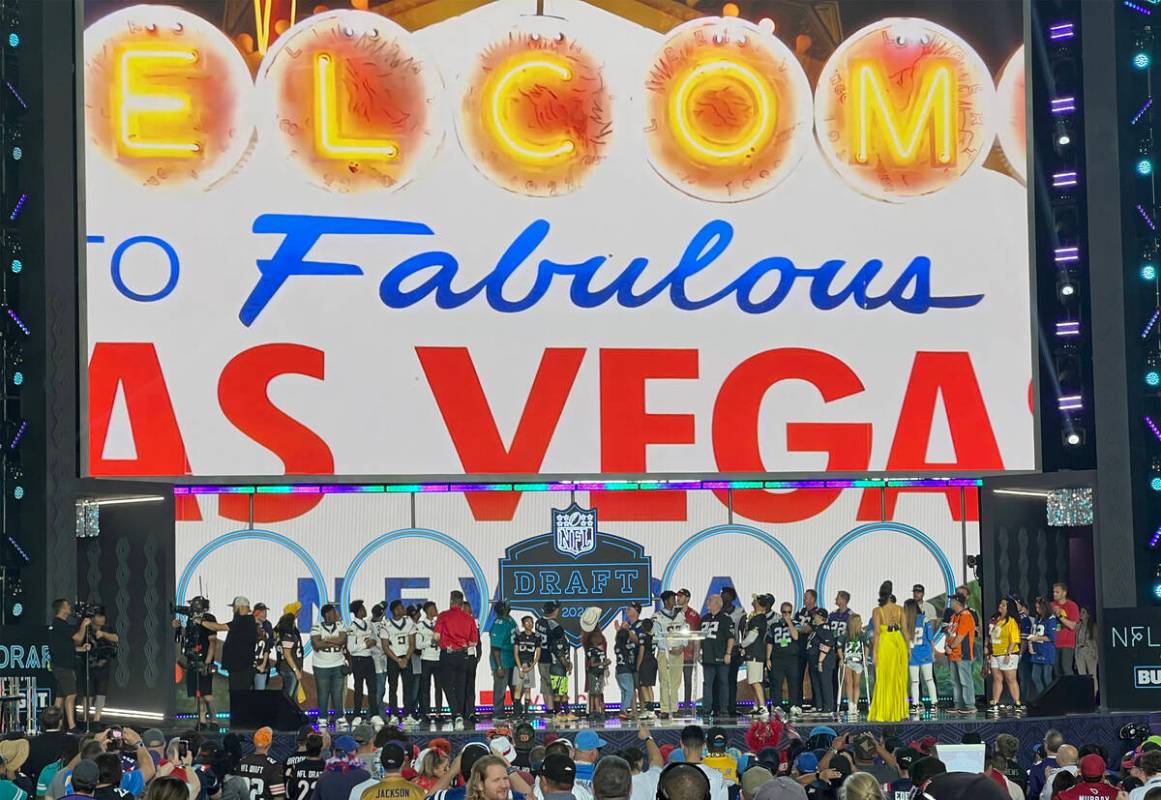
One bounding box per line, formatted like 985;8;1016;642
1039;5;1093;469
0;0;26;577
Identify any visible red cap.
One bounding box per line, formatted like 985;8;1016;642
1080;754;1106;779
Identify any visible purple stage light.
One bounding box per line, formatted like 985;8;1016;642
1052;172;1078;188
1125;0;1153;15
5;307;28;336
1054;246;1080;263
1134;98;1154;125
1057;395;1083;412
1051;97;1076;114
9;420;26;449
1056;321;1080;337
1048;22;1074;40
1140;205;1158;231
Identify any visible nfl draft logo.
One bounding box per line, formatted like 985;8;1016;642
553;503;596;557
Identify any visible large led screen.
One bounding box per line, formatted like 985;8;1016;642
82;0;1033;479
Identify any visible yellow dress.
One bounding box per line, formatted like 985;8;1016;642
868;604;909;722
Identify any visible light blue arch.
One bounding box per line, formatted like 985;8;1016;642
814;522;957;602
338;528;489;630
661;524;805;609
176;528;330;668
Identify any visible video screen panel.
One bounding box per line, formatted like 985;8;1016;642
81;0;1032;479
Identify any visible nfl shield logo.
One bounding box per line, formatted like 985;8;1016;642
552;503;596;557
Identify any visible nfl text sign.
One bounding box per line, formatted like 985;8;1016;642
1103;608;1161;710
82;0;1032;479
499;504;652;645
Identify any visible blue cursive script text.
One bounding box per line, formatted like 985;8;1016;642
239;214;983;326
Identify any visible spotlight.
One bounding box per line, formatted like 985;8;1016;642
7;33;17;49
1136;52;1152;69
11;371;22;386
1139;158;1154;175
1147;370;1160;387
1058;133;1071;146
1062;428;1085;446
1057;269;1078;299
9;259;19;273
1151;476;1161;491
11;145;20;161
1144;263;1157;280
12;486;22;500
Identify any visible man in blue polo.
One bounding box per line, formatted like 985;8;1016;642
573;731;606;791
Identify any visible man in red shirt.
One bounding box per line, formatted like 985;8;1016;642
676;589;701;715
433;590;480;730
1051;583;1081;677
1056;755;1118;800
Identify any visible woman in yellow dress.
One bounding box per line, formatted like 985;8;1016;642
869;580;909;722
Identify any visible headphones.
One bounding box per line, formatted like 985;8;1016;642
656;763;711;800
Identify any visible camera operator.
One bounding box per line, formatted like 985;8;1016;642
172;596;218;730
253;604;275;690
78;607;119;727
198;597;259;692
49;599;89;732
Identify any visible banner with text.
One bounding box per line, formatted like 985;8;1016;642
83;0;1031;478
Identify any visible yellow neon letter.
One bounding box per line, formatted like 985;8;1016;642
668;59;776;164
113;48;200;158
314;53;399;160
851;59;956;166
484;56;576;163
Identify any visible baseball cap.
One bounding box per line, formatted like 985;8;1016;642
231;595;250;608
253;727;274;748
0;739;29;774
352;724;374;744
754;777;808;800
894;748;922;773
459;742;492;779
142;728;166;748
72;760;100;790
297;724;316;742
677;588;691;597
490;736;516;765
740;766;774;797
913;584;925;593
707;727;728;751
540;752;577;786
808;726;837;741
542;601;559;615
333;735;359;754
254;602;268;611
380;743;407;771
1080;754;1106;779
910;757;948;787
795;752;818;773
514;722;535;747
575;730;608;751
852;734;877;760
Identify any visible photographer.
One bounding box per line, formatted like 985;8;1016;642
171;596;218;730
199;598;259;691
48;599;89;732
79;607;119;727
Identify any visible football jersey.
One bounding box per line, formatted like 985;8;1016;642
535;618;561;664
701;754;738;786
416;617;440;661
356;777;427;800
285;757;325;800
615;639;638;673
766;618;797;660
515;630;540;666
742;613;767;661
235;753;285;800
653;607;686;651
381;617;416;658
347;617;377;658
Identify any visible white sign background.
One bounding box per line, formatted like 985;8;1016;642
84;0;1034;478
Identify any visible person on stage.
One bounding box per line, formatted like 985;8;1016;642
904;599;937;714
986;597;1023;716
868;581;908;722
433;590;480;731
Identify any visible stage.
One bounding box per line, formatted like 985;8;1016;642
157;709;1159;767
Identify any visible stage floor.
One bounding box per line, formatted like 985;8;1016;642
161;708;1159;766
